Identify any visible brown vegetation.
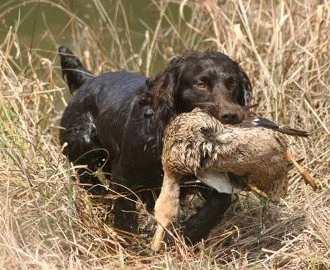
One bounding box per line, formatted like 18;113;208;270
0;0;329;269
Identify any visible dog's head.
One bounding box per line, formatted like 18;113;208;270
151;51;252;126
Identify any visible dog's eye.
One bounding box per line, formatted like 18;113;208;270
226;78;238;90
194;81;207;90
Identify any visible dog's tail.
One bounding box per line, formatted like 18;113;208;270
58;46;94;94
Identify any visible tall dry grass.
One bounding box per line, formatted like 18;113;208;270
0;0;329;269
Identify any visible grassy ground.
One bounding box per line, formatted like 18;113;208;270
0;0;329;269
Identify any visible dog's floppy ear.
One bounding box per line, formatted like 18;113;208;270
149;56;184;128
237;66;252;106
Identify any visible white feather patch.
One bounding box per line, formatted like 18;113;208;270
197;172;239;194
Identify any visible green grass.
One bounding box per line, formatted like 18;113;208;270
0;0;329;269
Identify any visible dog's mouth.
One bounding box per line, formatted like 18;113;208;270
243;103;259;111
193;102;244;124
191;102;216;114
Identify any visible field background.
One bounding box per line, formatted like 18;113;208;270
0;0;329;269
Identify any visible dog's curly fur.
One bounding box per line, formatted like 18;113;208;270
59;46;252;243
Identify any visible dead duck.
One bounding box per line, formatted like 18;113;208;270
151;108;317;251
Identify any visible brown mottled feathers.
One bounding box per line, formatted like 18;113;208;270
152;108;313;251
162;109;291;202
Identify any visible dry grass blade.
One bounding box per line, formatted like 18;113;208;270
0;0;329;269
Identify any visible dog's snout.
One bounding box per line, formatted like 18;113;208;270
219;109;242;124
